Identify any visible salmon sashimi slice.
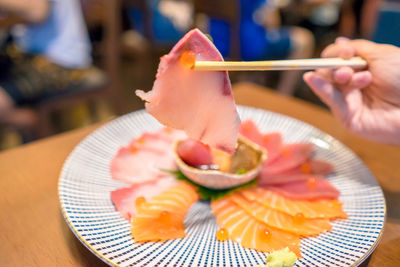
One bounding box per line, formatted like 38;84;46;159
230;194;332;236
239;120;282;164
265;176;340;200
263;143;314;174
259;160;334;185
110;128;186;184
111;176;177;220
135;29;240;154
131;182;199;242
241;188;347;219
211;198;301;256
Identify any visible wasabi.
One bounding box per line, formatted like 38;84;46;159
257;247;297;267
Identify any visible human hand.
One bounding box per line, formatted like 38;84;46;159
303;38;400;145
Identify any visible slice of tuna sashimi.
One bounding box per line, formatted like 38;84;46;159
135;29;240;154
131;182;199;242
259;160;334;185
177;138;213;167
230;194;332;236
239;120;282;164
241;188;347;219
263;143;314;174
211;198;301;256
265;176;340;200
111;176;178;220
110;128;185;184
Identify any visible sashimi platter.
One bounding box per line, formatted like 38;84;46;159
59;29;385;266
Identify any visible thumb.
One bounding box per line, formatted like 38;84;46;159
303;72;349;122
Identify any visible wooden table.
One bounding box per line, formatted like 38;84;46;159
1;82;399;266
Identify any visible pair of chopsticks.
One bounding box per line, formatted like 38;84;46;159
191;57;367;71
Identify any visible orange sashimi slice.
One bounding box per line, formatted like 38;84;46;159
131;182;198;242
242;187;348;219
211;198;301;256
230;194;332;236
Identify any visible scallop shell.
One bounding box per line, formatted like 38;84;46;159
174;136;267;189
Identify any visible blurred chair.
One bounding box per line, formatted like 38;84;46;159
193;0;241;59
34;0;127;137
372;1;400;47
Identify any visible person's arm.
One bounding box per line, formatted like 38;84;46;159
0;0;49;24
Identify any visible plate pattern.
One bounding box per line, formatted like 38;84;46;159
59;106;385;266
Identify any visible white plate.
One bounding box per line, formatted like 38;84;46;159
59;106;385;266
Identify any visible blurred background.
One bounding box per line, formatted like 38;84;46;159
0;0;399;150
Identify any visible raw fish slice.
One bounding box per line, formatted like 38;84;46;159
136;29;240;154
266;177;340;200
211;198;301;256
241;188;347;219
263;143;313;174
262;133;283;164
111;177;177;220
230;194;332;236
131;182;198;242
239;120;282;164
177;138;213;167
110;128;185;184
238;120;264;145
259;160;334;185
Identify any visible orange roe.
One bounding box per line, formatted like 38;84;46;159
181;51;196;69
301;162;311;174
135;196;146;207
216;227;228;241
307;177;317;189
293;212;305;224
137;136;146;144
259;227;272;242
282;147;291;157
130;145;138;154
164;127;173;134
159;210;171;224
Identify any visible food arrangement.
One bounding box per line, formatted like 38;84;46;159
110;119;347;257
110;29;348;262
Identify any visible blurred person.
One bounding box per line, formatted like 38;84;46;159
303;37;400;145
125;0;192;46
339;0;383;39
0;0;92;133
209;0;315;95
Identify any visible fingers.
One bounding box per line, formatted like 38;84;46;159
321;37;355;59
303;72;348;121
347;71;372;89
332;67;354;85
315;67;371;91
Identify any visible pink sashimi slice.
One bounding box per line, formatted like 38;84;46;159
110;128;186;184
239;120;282;164
264;176;340;200
177;139;213;167
111;177;177;220
238;120;263;145
262;132;283;164
259;160;334;185
135;29;240;154
263;143;313;174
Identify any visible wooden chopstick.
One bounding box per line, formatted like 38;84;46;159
192;57;367;71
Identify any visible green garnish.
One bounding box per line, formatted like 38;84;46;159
235;168;247;174
161;169;257;200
